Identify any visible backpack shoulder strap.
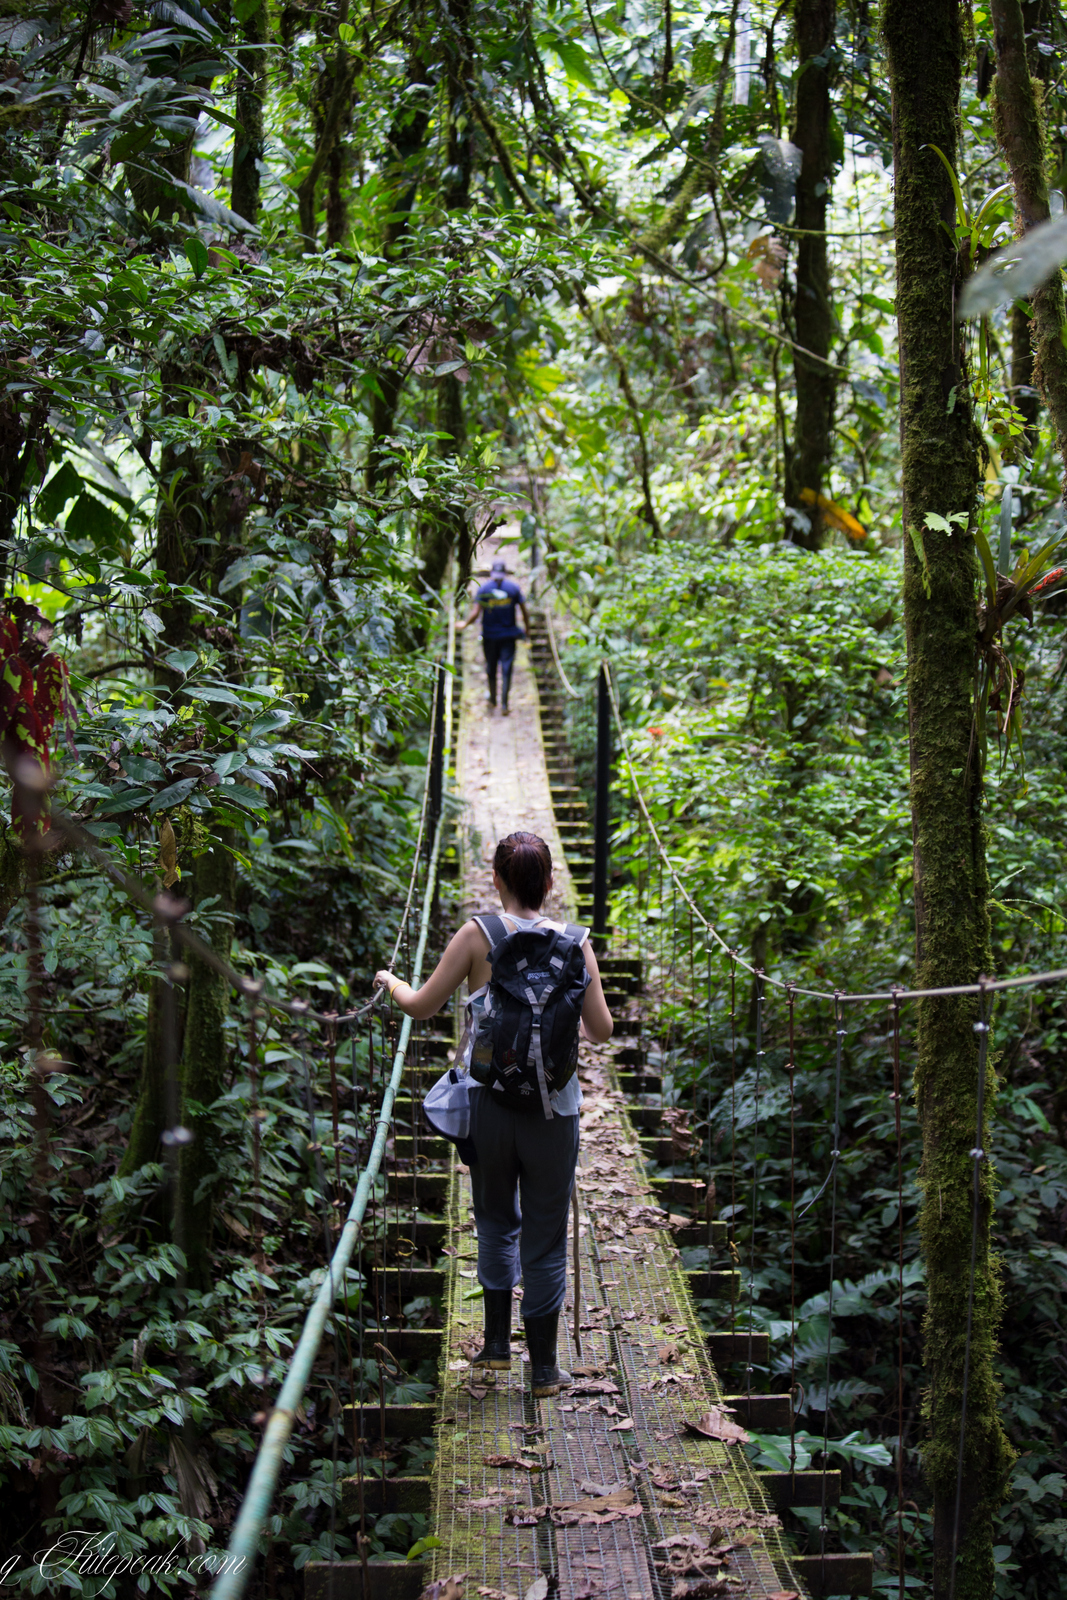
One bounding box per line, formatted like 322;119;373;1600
472;912;510;952
563;923;590;948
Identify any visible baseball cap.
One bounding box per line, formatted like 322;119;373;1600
490;558;508;573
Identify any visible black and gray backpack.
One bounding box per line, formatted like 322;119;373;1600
468;914;590;1118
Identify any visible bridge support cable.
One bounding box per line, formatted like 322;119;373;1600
591;659;612;946
210;612;456;1600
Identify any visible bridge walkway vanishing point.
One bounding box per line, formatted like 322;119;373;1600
304;555;873;1600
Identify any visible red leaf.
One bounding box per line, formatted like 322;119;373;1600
35;655;77;748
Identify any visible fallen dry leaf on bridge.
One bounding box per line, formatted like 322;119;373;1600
683;1406;751;1444
418;1578;466;1600
567;1378;620;1396
483;1453;549;1472
556;1487;636;1513
504;1506;547;1526
691;1506;781;1530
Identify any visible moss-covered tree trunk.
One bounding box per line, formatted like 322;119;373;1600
118;926;175;1178
365;54;434;494
232;0;267;226
991;0;1067;491
785;0;837;550
424;2;473;590
176;832;236;1287
884;2;1014;1594
119;380;199;1178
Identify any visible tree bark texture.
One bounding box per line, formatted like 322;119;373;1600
118;926;178;1178
177;834;236;1287
297;22;356;243
423;3;473;590
884;2;1014;1595
785;0;836;550
1010;301;1040;449
991;0;1067;493
231;0;267;225
365;57;434;494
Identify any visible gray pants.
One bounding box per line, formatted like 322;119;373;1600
468;1089;579;1319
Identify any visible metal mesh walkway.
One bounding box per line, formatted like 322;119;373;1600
428;560;805;1599
429;1041;803;1599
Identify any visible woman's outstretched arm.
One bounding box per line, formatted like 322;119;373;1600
374;922;483;1021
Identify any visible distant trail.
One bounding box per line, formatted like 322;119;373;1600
456;542;576;924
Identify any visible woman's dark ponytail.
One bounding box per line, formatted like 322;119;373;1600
494;832;552;909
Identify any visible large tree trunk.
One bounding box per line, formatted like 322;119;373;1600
785;0;837;550
117;927;176;1179
119;383;200;1177
231;0;267;226
423;3;473;590
991;0;1067;491
884;3;1014;1596
364;56;434;494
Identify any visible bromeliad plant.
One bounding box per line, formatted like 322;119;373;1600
971;485;1065;777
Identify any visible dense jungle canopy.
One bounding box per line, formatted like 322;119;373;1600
2;0;1067;1597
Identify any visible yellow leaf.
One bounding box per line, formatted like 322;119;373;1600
159;817;180;888
799;487;867;539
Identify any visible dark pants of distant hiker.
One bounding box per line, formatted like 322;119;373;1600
483;637;516;707
468;1089;578;1319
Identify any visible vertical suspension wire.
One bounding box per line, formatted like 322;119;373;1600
746;968;765;1397
337;1018;358;1417
245;984;265;1393
949;981;992;1600
327;1014;341;1196
706;934;714;1252
352;1018;368;1566
687;903;695;1150
669;875;678;1071
411;1012;421;1267
892;991;905;1600
728;952;738;1335
298;1036;341;1579
820;993;846;1578
787;985;797;1478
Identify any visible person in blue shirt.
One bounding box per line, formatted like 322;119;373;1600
456;559;531;715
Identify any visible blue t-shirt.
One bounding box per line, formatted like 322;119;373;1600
477;576;524;639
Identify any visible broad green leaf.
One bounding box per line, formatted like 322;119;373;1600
36;461;82;522
148;777;199;812
185;236;209;279
547;36;598;91
959;211;1067;318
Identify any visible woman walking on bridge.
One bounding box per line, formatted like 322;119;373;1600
375;831;614;1395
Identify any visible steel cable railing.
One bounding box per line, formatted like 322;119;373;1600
208;607;456;1599
600;656;1067;1006
6;602;455;1595
535;611;1062;1594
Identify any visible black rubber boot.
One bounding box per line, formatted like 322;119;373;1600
524;1310;572;1397
470;1289;512;1369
